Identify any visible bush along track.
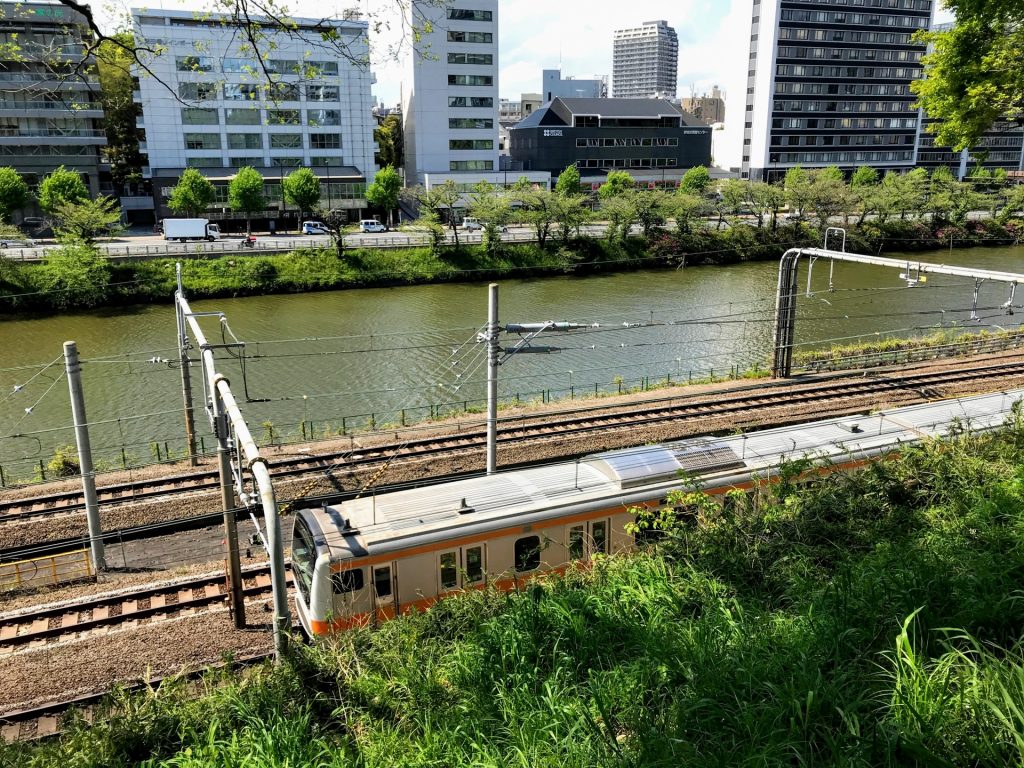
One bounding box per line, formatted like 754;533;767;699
7;414;1024;765
2;217;1022;316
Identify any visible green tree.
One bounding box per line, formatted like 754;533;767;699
374;113;404;169
0;167;29;223
467;181;511;255
551;191;590;242
96;33;145;186
509;179;556;248
629;189;673;238
599;194;636;243
554;164;582;197
228;166;266;235
670;192;708;235
53;196;124;244
783;166;813;217
851;166;879;188
283;168;321;226
415;180;462;248
807;168;852;228
167;168;216;218
680;165;712;195
38;166;88;215
35;241;111;309
598;170;635;200
748;182;785;229
997;184;1024;223
717;179;749;226
912;1;1024;150
365;165;401;228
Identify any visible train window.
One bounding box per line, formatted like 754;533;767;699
465;546;484;583
332;568;364;594
568;525;585;560
592;521;608;554
291;517;317;597
514;535;541;572
440;552;458;588
373;566;391;598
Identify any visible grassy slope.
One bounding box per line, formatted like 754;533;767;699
7;418;1024;766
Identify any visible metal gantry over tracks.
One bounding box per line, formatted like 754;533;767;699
772;230;1024;378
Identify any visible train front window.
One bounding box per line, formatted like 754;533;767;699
292;517;317;597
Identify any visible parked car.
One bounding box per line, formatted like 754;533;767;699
0;237;35;248
302;221;329;235
462;217;508;232
359;219;388;233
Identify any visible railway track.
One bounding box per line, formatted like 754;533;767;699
0;565;276;654
3;360;1023;525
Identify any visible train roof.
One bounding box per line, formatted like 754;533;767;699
302;388;1024;561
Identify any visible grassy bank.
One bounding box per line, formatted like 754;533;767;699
2;218;1021;316
7;417;1024;765
795;326;1024;368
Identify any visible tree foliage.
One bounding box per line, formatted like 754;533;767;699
38;167;88;214
53;196;124;244
228;167;266;234
554;165;582;197
283;168;321;222
912;1;1024;150
0;167;30;223
598;170;635;200
415;180;462;248
96;33;145;186
35;241;111;309
167;168;217;218
374;113;404;169
510;179;556;247
680;165;712;195
365;166;402;227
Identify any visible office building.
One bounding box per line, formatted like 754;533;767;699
133;8;375;225
542;69;607;102
509;98;711;184
680;86;726;126
612;20;678;99
742;0;936;181
0;1;108;201
401;0;500;186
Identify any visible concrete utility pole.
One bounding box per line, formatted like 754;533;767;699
772;244;1024;378
176;265;199;467
211;382;246;629
63;341;105;572
481;283;594;474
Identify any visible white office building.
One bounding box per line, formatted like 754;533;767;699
132;9;376;223
612;20;678;99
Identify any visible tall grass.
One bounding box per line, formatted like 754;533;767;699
7;420;1024;766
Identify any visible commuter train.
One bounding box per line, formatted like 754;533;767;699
291;388;1024;637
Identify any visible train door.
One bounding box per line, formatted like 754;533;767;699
566;518;611;562
437;544;487;597
371;562;398;626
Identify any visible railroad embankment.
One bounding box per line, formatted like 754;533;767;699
2;218;1020;315
4;419;1024;764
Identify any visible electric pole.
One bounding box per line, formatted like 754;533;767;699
176;264;198;467
63;341;105;572
211;380;246;629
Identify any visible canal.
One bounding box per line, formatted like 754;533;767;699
1;245;1022;483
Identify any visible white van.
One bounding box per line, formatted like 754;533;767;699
359;219;388;233
302;221;329;235
461;217;483;230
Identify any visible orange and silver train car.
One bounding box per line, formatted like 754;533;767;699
292;388;1024;637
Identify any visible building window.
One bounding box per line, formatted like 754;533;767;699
271;157;302;167
175;56;215;72
267;109;300;125
185;156;222;168
306;109;340;127
270;133;302;149
449;96;494;108
267;59;300;75
310;156;343;167
449;139;494;150
514;535;541;572
223;83;260;101
225;108;261;125
181;108;219;125
448;74;493;86
184;133;221;150
227;133;263;150
447;52;493;65
222;57;256;73
449;118;493;129
268;82;300;101
306;85;339;101
310;133;341;150
307;60;339;76
178;82;217;101
447;8;492;21
450;160;493;171
229;156;261;167
447;30;493;43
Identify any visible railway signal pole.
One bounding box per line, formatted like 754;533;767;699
480;283;594;474
63;341;105;572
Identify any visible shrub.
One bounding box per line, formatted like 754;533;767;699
33;241;111;309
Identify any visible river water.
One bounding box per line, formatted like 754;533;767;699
1;245;1021;482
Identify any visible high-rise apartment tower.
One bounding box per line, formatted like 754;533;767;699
742;0;936;181
612;20;678;99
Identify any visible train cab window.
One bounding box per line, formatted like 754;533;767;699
332;568;364;594
373;566;392;598
592;521;608;554
291;517;317;597
514;535;541;572
568;525;585;560
465;546;484;583
440;552;458;588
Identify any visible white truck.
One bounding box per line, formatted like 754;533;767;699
163;219;221;242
